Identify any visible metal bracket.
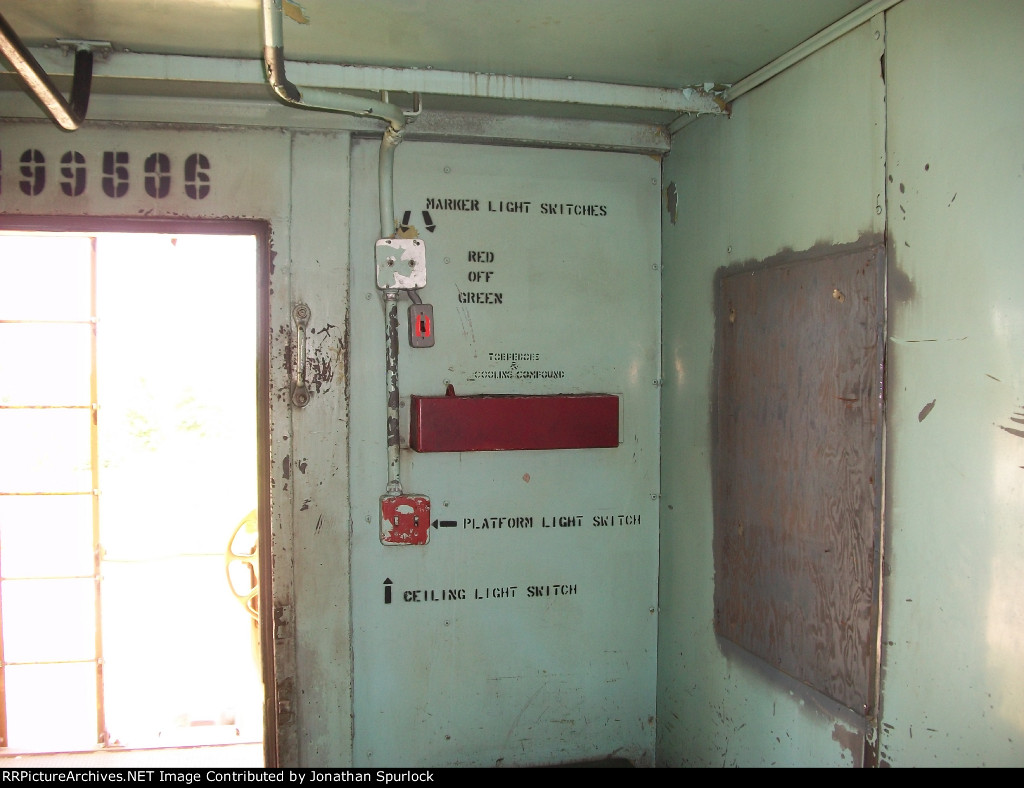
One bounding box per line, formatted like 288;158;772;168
291;303;311;408
56;39;113;62
0;14;96;130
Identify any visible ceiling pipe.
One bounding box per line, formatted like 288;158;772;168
261;0;420;500
261;0;418;238
668;0;905;135
723;0;903;104
0;11;94;131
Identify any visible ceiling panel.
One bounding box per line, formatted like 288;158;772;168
0;0;873;124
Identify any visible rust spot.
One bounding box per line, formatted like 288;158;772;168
918;400;936;422
522;473;531;483
832;722;861;760
282;455;291;479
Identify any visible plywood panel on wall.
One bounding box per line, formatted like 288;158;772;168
713;244;885;714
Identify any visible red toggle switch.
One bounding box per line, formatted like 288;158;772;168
408;303;434;348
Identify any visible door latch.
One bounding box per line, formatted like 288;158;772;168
292;303;311;408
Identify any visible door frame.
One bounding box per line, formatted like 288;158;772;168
0;215;277;764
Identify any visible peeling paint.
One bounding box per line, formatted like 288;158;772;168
282;0;310;24
665;181;678;225
917;400;936;422
831;722;859;760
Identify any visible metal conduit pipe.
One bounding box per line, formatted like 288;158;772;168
383;292;402;494
668;0;905;135
0;11;93;131
261;0;409;238
261;0;406;129
261;0;415;493
723;0;903;103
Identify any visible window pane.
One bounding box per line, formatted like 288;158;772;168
4;663;97;751
0;323;93;407
0;409;93;493
0;235;93;321
0;494;94;578
1;578;96;662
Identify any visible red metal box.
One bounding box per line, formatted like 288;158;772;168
409;393;620;452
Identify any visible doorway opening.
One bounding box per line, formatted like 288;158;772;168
0;225;269;766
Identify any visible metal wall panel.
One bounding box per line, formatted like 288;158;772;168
713;245;885;714
347;139;660;767
880;0;1024;767
657;15;886;767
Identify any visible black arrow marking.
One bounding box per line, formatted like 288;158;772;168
422;210;436;232
383;578;393;604
431;519;457;529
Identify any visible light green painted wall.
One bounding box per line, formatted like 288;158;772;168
879;0;1024;767
658;0;1024;768
346;140;661;768
657;15;886;768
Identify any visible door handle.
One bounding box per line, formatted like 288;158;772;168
292;303;311;408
